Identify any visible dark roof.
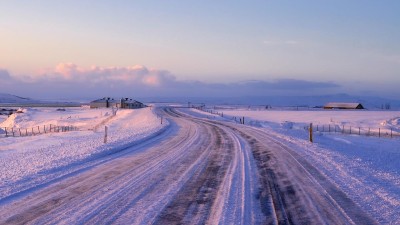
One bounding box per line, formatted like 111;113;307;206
90;98;118;103
90;97;143;104
324;102;364;109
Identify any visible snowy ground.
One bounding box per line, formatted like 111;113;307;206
187;107;400;224
0;105;398;224
0;115;7;125
0;106;166;199
1;107;117;131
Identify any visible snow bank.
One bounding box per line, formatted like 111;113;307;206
0;107;166;199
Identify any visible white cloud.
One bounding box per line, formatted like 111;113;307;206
0;63;345;99
34;63;176;87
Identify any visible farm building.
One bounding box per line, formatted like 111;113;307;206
323;102;365;110
90;97;146;109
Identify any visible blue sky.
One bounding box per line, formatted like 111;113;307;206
0;1;399;99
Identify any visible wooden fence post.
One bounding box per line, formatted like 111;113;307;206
309;123;313;143
104;126;108;143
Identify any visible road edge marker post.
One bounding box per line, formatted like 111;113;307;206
309;123;313;143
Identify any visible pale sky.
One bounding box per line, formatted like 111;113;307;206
0;1;399;99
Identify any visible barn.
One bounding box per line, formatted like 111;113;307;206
90;98;118;108
323;102;365;110
90;97;146;109
120;98;146;109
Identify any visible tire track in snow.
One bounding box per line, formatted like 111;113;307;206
0;108;211;224
154;123;233;224
217;122;378;225
1;107;252;224
158;109;264;225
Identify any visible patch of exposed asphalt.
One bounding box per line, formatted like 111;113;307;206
155;124;234;225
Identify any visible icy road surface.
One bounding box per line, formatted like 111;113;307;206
0;107;376;224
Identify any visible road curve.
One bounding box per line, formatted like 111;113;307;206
0;107;377;225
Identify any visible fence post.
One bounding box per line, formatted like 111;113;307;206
309;123;313;143
5;127;7;137
104;126;108;143
242;117;244;124
37;126;40;134
19;128;22;136
25;129;28;136
12;128;14;137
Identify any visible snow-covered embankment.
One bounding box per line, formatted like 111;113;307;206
0;106;167;199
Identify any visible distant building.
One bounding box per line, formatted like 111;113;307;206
323;102;365;110
90;97;146;109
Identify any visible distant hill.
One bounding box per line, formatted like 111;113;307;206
0;93;37;103
143;94;400;110
0;93;80;107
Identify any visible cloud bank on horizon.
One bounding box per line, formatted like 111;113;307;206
0;63;344;100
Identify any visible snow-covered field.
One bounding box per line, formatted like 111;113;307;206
0;106;166;199
1;107;115;131
187;107;400;224
1;104;399;223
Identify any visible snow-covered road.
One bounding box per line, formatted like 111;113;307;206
0;107;377;224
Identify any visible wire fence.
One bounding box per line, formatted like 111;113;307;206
1;124;79;138
306;124;400;138
194;108;400;139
